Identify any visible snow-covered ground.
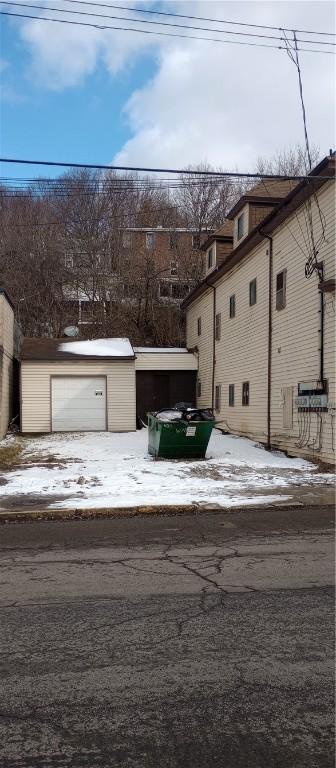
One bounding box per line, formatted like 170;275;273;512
0;430;333;511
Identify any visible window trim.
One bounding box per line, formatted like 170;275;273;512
192;234;200;250
249;278;257;306
146;232;155;249
242;381;250;406
229;294;236;319
276;268;287;311
237;212;245;241
207;247;214;270
229;384;235;407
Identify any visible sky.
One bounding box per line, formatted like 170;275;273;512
0;1;335;179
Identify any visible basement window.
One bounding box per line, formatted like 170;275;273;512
229;384;235;407
249;278;257;306
215;384;221;413
215;312;221;341
276;269;287;310
242;381;250;406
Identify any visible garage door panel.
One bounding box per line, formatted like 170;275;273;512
51;377;106;431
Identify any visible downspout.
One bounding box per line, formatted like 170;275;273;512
259;229;273;450
318;264;324;385
204;275;217;410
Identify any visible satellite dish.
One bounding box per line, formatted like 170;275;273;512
64;326;79;337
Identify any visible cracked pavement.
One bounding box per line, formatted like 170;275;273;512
0;508;334;767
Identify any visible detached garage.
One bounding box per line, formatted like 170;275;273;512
20;338;136;433
20;338;199;433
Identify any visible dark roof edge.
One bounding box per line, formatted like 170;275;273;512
227;195;285;220
0;289;15;312
182;155;335;311
201;233;233;251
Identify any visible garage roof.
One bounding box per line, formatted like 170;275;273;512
21;337;135;361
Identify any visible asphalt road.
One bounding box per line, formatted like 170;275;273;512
0;507;334;768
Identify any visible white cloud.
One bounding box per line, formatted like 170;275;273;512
113;1;335;169
17;1;162;89
7;0;336;165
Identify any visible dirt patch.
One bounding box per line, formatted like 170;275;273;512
0;442;24;470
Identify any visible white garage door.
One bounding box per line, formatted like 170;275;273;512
51;377;107;431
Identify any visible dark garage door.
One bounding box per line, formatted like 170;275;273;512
136;371;197;424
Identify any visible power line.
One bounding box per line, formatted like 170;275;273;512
25;0;336;38
0;157;332;180
1;10;334;54
2;1;335;46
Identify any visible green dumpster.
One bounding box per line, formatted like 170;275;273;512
148;408;214;459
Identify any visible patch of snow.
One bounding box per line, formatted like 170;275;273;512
0;429;333;511
58;338;134;357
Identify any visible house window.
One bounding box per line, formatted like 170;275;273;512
197;317;202;336
249;278;257;306
192;234;200;250
146;232;155;249
242;381;250;406
276;269;287;310
207;247;214;270
171;282;189;300
122;231;132;248
169;232;178;250
229;384;235;407
159;281;171;298
215;312;221;341
170;260;178;276
229;294;236;318
197;380;202;398
64;254;74;269
237;213;245;241
215;384;221;412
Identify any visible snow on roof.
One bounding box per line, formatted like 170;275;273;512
134;347;190;354
58;338;134;357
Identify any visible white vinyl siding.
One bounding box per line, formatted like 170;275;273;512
21;360;136;433
270;181;335;464
186;288;213;408
0;295;14;438
214;242;268;440
186;178;335;464
135;352;198;371
51;377;107;431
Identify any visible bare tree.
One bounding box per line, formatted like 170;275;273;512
256;144;320;176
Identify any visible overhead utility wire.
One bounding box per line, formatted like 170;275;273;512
30;0;336;37
2;1;334;45
1;10;334;54
0;157;332;181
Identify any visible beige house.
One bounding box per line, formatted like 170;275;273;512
0;290;16;438
183;155;335;465
20;339;198;432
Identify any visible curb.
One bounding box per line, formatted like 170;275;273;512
0;501;334;524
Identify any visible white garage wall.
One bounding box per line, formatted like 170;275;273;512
135;352;198;371
21;360;136;433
